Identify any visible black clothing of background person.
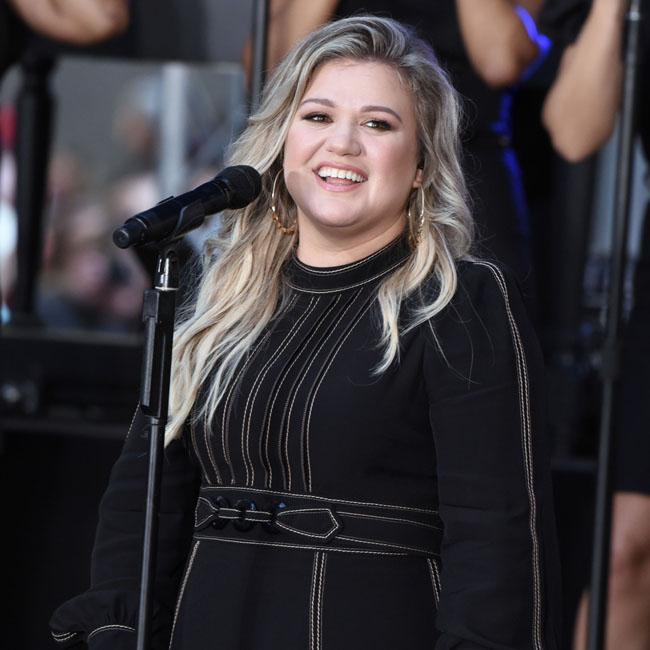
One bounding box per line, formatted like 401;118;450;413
615;9;650;496
0;0;28;78
51;236;561;649
336;0;534;289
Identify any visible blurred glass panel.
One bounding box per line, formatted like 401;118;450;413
1;57;246;332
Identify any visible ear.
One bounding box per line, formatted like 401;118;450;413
412;165;423;188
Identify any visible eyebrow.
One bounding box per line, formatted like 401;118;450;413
299;97;404;123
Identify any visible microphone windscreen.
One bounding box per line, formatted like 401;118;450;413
220;165;263;209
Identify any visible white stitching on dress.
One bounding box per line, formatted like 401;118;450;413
276;295;343;491
193;534;407;556
336;510;441;531
51;631;78;642
274;508;339;539
286;259;407;294
303;296;375;492
198;485;438;514
308;551;328;650
221;327;276;486
432;557;442;600
309;552;318;650
317;552;327;650
336;534;439;557
285;289;362;491
190;413;212;487
87;624;136;640
292;239;398;275
169;540;200;646
241;296;309;487
124;403;140;441
202;407;221;486
260;296;319;488
426;557;441;606
474;261;544;650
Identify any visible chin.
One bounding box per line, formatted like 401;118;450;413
311;216;363;231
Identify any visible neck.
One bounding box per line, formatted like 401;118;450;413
295;216;407;267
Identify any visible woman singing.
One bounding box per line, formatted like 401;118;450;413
51;16;561;650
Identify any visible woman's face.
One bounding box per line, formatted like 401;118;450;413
283;59;422;260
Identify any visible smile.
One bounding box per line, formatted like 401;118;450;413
316;166;367;183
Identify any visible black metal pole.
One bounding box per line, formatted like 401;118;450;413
135;244;179;650
11;52;56;324
249;0;269;112
586;2;643;649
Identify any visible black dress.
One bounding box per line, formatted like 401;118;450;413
51;236;561;649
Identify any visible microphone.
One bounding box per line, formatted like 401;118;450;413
112;165;262;249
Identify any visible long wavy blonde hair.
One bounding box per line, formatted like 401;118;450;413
166;15;473;443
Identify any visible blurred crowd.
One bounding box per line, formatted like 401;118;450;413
0;0;236;332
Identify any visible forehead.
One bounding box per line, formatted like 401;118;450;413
301;59;415;115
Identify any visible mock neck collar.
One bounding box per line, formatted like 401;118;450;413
284;234;411;294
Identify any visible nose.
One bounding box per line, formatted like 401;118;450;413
325;121;361;157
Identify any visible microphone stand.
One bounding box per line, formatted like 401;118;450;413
135;241;180;650
250;0;269;112
586;2;643;649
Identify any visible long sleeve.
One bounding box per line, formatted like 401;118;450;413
50;407;201;650
423;261;561;650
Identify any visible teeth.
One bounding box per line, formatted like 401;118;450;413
317;166;366;182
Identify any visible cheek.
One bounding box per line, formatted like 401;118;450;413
284;124;314;167
372;140;419;185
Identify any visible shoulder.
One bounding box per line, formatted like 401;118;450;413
417;258;526;325
454;258;525;314
418;259;539;384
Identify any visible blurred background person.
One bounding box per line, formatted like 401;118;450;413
3;0;129;56
0;0;130;319
542;0;650;648
37;193;149;332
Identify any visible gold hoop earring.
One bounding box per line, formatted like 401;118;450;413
407;186;425;247
270;169;297;234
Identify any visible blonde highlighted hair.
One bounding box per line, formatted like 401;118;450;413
166;15;473;443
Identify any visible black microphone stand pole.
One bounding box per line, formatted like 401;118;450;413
135;241;180;650
586;2;643;649
250;0;269;112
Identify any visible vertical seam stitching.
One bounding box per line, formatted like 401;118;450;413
249;296;320;487
169;540;200;646
281;289;362;490
259;296;320;488
474;261;544;650
309;551;319;650
239;295;305;486
190;413;212;486
303;296;374;492
203;405;221;485
221;331;271;485
426;557;440;606
316;552;327;650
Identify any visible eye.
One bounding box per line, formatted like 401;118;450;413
364;119;392;131
303;112;331;123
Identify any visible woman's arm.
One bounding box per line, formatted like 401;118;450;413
8;0;130;45
541;0;627;162
455;0;546;87
425;262;561;649
266;0;338;70
50;407;200;649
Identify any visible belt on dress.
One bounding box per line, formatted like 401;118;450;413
193;486;442;558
